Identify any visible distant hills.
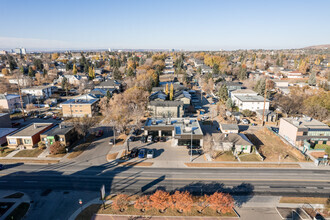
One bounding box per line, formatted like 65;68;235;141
302;44;330;49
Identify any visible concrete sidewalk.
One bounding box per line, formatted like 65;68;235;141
0;190;31;220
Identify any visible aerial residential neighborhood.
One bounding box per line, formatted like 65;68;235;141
0;0;329;220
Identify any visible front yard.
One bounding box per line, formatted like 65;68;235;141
245;128;307;162
0;148;14;157
13;148;44;157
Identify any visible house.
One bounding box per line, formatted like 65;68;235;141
148;101;184;118
144;118;204;147
201;65;212;74
234;95;269;112
149;91;167;102
61;98;99;117
220;124;239;134
8;78;30;87
212;133;253;154
193;59;203;67
95;79;123;92
174;90;191;108
287;71;303;79
40;123;76;147
0;128;18;146
279;117;330;148
0;94;20;113
90;88;118;98
21;85;53;99
0;113;11;128
6;123;54;149
216;81;244;94
57;74;82;85
230;89;258;103
255;109;277;122
272;79;289;88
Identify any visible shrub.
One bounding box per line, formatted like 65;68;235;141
134;195;151;212
208;192;234;214
112;194;129;212
196;195;209;213
49;141;66;155
38;142;46;150
149;190;170;212
171;191;193;213
241;109;256;117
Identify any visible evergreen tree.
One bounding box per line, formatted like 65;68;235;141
113;67;122;80
218;84;228;102
106;90;112;99
308;72;316;86
28;66;34;77
127;67;135;77
226;98;234;110
19;66;25;74
212;64;220;75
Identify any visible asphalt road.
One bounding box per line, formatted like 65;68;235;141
0;164;329;197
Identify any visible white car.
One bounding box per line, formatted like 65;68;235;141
147;135;153;142
242;119;249;124
147;149;154;159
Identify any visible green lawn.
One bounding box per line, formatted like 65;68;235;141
314;144;329;150
13;148;44;157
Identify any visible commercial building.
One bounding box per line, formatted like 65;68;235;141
148;101;184;118
279;117;330;148
144;118;204;147
7;123;53;149
40;123;76;147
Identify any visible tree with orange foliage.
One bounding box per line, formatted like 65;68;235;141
134;195;151;212
149;190;170;212
196;195;209;213
171;191;193;213
208;192;234;214
112;194;129;212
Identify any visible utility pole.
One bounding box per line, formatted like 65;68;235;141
261;79;268;126
17;77;26;121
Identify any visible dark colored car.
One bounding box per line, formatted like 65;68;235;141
188;150;203;155
153;136;160;142
0;164;3;170
130;148;139;158
138;149;146;158
186;145;201;150
140;135;147;143
129;136;136;142
132;129;139;136
159;137;166;142
11;122;20;127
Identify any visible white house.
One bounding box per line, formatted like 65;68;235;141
234;95;269;112
230;89;258;106
21;85;53;99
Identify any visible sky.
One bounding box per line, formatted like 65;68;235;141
1;0;330;51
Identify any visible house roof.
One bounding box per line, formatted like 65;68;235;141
42;124;74;136
149;100;183;107
282;117;329;130
8;123;53;137
62;98;99;105
98;79;122;87
231;89;257;95
213;133;253;146
0;128;18;138
0;94;20;100
235;95;269;102
220;124;239;131
149;91;167;101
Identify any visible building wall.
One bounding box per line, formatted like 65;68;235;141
148;105;183;118
62;104;94;117
237;100;269;111
0;97;20;112
279;118;298;146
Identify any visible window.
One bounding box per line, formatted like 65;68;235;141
43;138;47;141
8;139;16;144
303;132;307;135
60;138;64;141
323;141;327;144
24;139;32;144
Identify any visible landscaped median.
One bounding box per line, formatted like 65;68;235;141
75;190;239;220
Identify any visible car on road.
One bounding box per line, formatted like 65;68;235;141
159;137;166;142
95;130;104;137
130;148;139;158
147;135;153;142
147;149;154;159
188;149;203;155
109;139;114;145
138;148;146;158
0;164;3;170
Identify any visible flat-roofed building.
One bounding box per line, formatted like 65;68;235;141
144;118;204;147
7;123;53;149
40;123;76;147
61;98;99;117
220;124;239;134
235;95;269;112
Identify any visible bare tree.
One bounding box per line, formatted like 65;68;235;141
203;134;216;159
72;116;98;141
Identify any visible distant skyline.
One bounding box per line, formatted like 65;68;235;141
1;0;330;51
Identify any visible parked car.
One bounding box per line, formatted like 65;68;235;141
141;126;144;131
188;149;203;155
132;129;139;136
186;145;201;150
147;149;154;159
251;123;257;126
11;122;20;127
153;136;159;142
43;115;50;119
159;137;166;142
130;148;139;158
242;119;249;124
109;139;114;145
194;105;202;109
95;130;104;137
140;135;147;143
147;135;153;142
128;136;135;142
138;149;146;158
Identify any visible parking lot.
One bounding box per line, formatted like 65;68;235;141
116;133;205;167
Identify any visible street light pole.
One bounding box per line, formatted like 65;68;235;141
190;129;193;162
